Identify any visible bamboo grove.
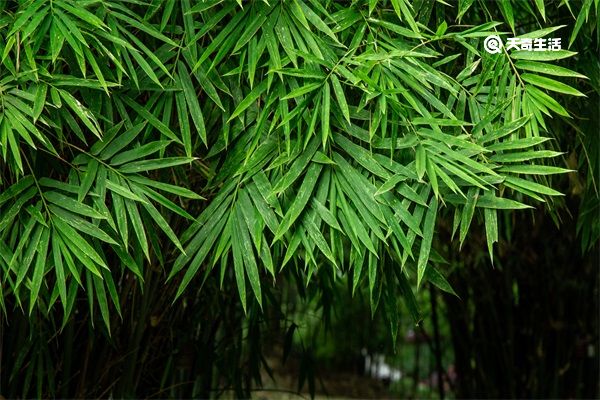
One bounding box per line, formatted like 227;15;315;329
0;0;598;397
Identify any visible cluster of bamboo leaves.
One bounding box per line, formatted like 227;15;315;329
0;0;592;331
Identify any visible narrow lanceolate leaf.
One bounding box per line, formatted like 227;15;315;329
510;50;577;61
281;82;322;100
375;174;407;196
178;61;207;145
44;192;106;220
58;90;102;138
321;82;331;148
459;188;478;248
504;176;564;196
228;79;268;121
235;205;262;307
53;219;107;271
330;75;350;123
29;228;50;315
417;195;438;289
0;176;34;206
138;192;185;254
498;165;573;175
78;159;99;201
231;210;247;313
118;157;195;173
121;97;181;143
49;205;117;245
125;199;150;260
415;145;426;181
484;208;498;263
521;74;586;97
52;234;68;313
93;274;111;333
273;163;323;242
425;265;457;296
515;61;587;79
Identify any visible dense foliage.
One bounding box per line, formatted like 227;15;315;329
0;0;597;398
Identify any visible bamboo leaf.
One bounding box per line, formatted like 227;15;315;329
417;195;437;289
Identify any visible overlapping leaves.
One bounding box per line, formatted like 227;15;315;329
0;0;591;332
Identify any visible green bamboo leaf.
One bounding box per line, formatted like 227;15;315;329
110;10;178;47
321;82;330;148
330;75;350;123
44;191;106;220
426;157;439;198
417;195;437;289
57;89;101;138
128;175;203;199
49;205;117;245
296;0;340;43
14;224;43;288
515;60;587;79
235;205;262;307
415;145;426;181
98;121;146;160
178;61;207;145
274;163;323;242
526;86;570;117
124;199;150;260
311;198;341;231
480;115;530;143
127;47;163;87
132;183;195;220
504;176;563;196
105;179;147;203
281;82;322;100
137;192;185;254
499;0;515;33
110;140;172;165
475;194;532;209
121;97;180;143
0;176;34;206
57;1;106;28
484;208;498;263
172;206;229;296
488;137;550;151
92;274;111;332
8;0;46;36
118;157;195;173
32;84;47;122
459;188;478;248
271;138;320;196
78;159;99;202
29;227;50;315
228;80;268;122
425;265;457;296
375;174;407;196
510;50;577;61
498;165;573;175
53;219;106;272
231;210;247;313
521;74;586;97
112;192;128;246
52;234;68;313
490;150;562;163
175;91;192;156
101;266;121;318
304;217;338;267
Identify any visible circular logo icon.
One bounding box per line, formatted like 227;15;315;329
484;35;503;54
